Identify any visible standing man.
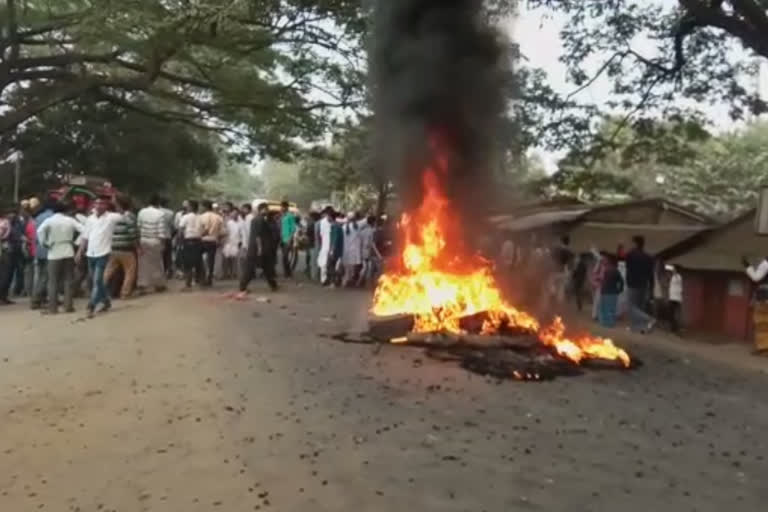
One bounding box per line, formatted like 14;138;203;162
137;194;169;293
103;195;139;299
0;205;17;305
625;235;656;332
30;197;56;309
198;200;224;287
342;212;363;287
306;211;320;281
76;196;122;318
358;214;381;287
71;195;91;297
551;235;574;305
179;200;204;289
279;201;297;277
159;197;175;278
239;203;253;280
237;202;278;295
36;201;84;314
317;207;333;286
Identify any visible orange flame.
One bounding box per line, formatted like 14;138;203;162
371;143;630;368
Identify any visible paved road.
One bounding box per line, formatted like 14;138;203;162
1;283;767;511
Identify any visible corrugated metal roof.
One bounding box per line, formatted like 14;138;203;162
490;209;590;231
669;211;767;272
568;222;707;255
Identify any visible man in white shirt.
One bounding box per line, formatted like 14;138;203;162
76;197;122;317
37;201;84;314
178;199;204;288
666;264;683;335
239;203;254;279
137;194;170;292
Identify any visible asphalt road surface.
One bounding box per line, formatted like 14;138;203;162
1;282;767;512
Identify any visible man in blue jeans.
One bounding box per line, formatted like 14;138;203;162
625;235;656;333
76;196;122;318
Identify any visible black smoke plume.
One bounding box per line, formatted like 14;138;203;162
370;0;512;228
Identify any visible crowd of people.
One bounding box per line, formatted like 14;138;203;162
498;234;685;335
0;194;389;316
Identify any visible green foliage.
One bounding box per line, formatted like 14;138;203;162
527;0;768;153
544;116;768;219
661;122;768;219
4;98;219;200
0;0;367;158
196;155;264;203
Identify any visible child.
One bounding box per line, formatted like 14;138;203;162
599;256;624;328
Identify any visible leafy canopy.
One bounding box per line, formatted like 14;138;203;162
0;0;367;158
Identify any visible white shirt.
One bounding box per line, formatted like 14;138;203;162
179;212;202;239
82;212;122;258
669;273;683;303
37;213;84;260
74;212;88;245
137;206;169;242
160;207;174;235
747;260;768;283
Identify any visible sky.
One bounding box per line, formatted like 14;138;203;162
508;5;768;171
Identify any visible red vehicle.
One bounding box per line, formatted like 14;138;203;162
48;175;119;211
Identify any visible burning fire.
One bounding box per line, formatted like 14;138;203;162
371;145;630;369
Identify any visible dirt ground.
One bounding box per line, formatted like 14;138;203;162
1;280;767;512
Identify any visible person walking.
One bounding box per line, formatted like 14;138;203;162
137;194;169;293
598;256;624;328
625;235;656;333
36;201;84;314
237;203;278;295
103;195;139;299
179;200;204;289
280;201;297;277
30;197;55;309
198;200;224;287
76;196;122;318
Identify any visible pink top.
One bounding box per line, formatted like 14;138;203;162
25;218;36;258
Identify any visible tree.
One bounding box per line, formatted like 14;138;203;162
527;1;768;155
0;0;367;158
539;115;713;201
298;117;392;212
2;98;218;199
661;121;768;218
196;155;264;203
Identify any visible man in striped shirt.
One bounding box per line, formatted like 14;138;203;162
137;194;170;292
103;196;138;299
